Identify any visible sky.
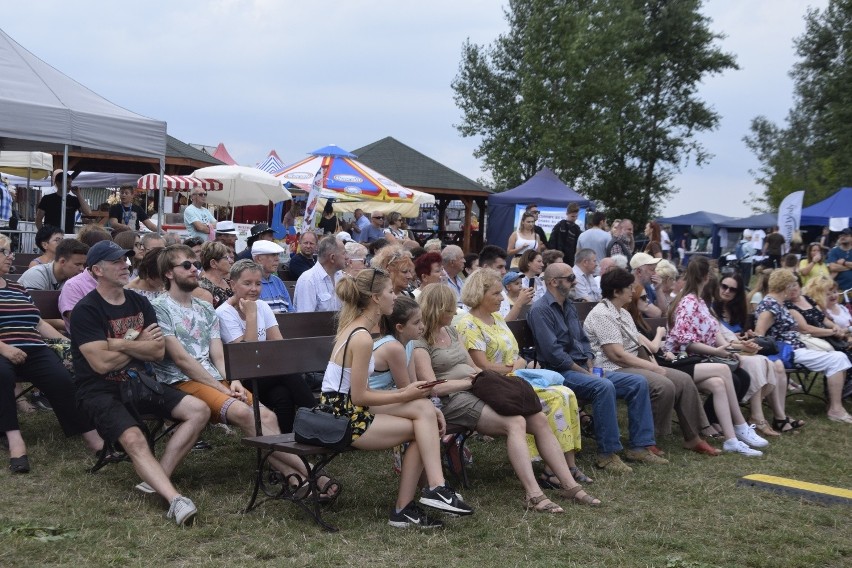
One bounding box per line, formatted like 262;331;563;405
2;0;829;219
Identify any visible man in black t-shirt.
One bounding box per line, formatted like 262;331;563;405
36;171;92;234
71;240;209;526
108;185;156;232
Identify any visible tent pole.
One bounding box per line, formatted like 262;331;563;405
60;145;68;233
157;157;165;235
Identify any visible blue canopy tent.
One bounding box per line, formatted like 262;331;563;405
486;168;594;248
717;212;776;230
656;211;735;258
800;187;852;227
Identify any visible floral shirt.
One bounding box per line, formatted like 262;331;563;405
755;295;803;349
199;277;233;308
454;312;518;366
785;295;827;329
666;293;719;352
151;295;222;385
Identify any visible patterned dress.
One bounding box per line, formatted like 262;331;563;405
454;312;581;458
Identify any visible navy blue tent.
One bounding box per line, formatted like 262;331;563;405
801;187;852;226
718;212;776;229
656;211;735;258
486;168;594;248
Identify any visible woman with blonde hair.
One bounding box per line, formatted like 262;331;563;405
747;269;772;313
506;212;540;269
414;283;600;511
653;259;678;313
322;269;473;527
370;244;416;297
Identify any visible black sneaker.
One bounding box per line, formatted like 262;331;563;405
30;391;53;412
388;502;443;529
419;485;474;516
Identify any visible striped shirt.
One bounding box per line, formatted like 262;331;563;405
0;281;45;347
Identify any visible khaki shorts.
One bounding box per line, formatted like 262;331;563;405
174;380;253;424
440;391;485;429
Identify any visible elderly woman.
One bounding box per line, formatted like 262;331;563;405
666;256;769;455
371;244;416;298
414;283;600;511
787;276;849;344
709;274;801;435
755;269;852;423
799;242;830;287
810;277;852;332
216;260;315;433
413;252;444;295
29;225;64;267
383;211;411;244
343;241;368;278
0;235;104;473
456;269;594;484
584;268;718;457
196;241;233;308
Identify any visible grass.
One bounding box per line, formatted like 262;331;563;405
2;390;850;568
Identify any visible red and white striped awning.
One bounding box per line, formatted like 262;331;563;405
136;173;223;192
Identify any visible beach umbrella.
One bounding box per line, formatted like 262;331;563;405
191;165;292;207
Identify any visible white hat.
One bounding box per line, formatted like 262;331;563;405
251;240;285;256
629;252;662;270
336;231;353;243
215;220;237;234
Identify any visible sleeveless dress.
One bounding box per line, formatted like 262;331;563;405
319;328;375;441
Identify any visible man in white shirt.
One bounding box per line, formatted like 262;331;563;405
294;235;347;313
660;225;672;259
441;245;465;304
572;248;601;302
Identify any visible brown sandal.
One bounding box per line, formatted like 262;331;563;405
524;494;564;514
753;419;781;437
558;485;602;506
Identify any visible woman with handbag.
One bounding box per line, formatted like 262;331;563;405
413;283;600;512
455;268;595;486
584;268;719;457
665;256;769;455
708;275;802;435
755;269;852;424
319;269;473;528
787;277;851;349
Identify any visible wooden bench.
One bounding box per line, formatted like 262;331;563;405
223;336;342;530
275;311;337;339
30;289;62;320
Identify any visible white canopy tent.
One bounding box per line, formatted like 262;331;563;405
0;151;53;179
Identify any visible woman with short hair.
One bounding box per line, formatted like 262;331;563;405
196;241;233;308
518;249;546;303
799;243;830;287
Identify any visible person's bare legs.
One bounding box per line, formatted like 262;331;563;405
120;426;180;502
693;374;736;440
225;401;307;477
826;371;848;418
159;396;210;477
6;429;25;458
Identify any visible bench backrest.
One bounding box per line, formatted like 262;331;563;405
575;301;598;322
275;311;338;339
30;289;62;320
223;336;335;382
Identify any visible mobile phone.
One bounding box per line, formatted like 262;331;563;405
725;346;741;353
417;379;447;389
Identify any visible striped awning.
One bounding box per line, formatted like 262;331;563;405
136;173;223;191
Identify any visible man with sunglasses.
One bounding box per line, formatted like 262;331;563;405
629;252;663;317
183;189;216;241
528;262;663;473
361;212;387;244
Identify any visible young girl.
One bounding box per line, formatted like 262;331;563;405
370;296;424;391
323;269;473;528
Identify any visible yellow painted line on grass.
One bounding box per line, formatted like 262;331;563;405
738;474;852;505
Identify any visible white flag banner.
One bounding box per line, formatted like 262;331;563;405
777;190;804;245
303;164;326;228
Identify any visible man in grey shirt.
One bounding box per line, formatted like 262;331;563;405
576;211;610;265
19;238;88;291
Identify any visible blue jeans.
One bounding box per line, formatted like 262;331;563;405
561;370;656;455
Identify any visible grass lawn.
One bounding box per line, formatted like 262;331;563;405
2;389;849;568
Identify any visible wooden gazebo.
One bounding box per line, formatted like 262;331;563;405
353;137;491;253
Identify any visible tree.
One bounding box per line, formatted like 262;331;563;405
452;0;737;226
745;0;852;211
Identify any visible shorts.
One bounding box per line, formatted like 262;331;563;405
440;391;486;429
319;391;374;442
76;379;187;444
173;380;253;424
793;348;852;377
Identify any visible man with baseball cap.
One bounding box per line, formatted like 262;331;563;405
629;252;662;317
252;240;293;313
70;240;209;526
235;223;275;261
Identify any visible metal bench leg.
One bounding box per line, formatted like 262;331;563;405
291;453;343;533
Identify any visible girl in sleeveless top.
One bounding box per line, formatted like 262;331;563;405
320;268;473;528
507;212;540;268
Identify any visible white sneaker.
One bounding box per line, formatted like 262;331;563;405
723;438;763;457
735;424;769;448
135;481;156;495
167;495;198;526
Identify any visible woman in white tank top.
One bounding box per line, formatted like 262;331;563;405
507;212;540;268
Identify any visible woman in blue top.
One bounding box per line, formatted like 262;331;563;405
370;296;423;391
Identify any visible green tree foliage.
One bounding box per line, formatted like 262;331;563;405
452;0;736;225
745;0;852;211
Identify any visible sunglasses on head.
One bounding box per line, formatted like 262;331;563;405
720;283;738;293
172;260;202;271
368;267;389;290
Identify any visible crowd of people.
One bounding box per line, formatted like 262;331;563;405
3;194;851;530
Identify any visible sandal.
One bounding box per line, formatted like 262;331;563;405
316;469;342;505
753;420;781;437
524;494;564;514
558;485;601;507
284;473;311;500
9;455;30;474
16;398;36;414
537;471;562;490
700;425;723;439
772;416;805;432
569;466;594;484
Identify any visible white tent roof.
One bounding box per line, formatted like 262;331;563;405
0;151;53;178
0;28;166;158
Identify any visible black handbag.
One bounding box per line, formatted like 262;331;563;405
753;336;779;356
656;353;703;368
119;367;165;407
293;327;366;449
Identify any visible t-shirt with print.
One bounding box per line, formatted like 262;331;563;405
216;300;278;344
70;289;156;386
151;295;222;385
455;311;519;367
108;203;149;230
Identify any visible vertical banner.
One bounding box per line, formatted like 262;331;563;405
777;190;804;245
303;162;327;228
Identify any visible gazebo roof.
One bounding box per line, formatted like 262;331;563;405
352;136;490;197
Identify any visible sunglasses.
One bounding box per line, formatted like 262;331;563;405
172;260;203;271
553;274;576;283
720;283;738;293
193;192;207;197
372;216;384;220
368;267;388;290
